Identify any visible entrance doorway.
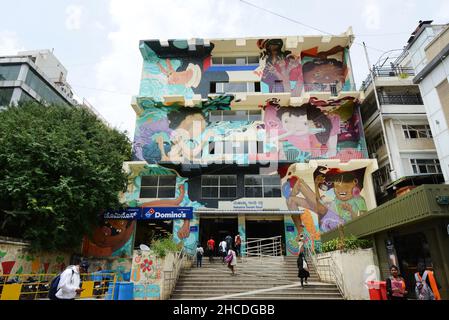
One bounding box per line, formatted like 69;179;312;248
246;218;285;255
134;220;173;249
200;216;238;255
393;232;433;298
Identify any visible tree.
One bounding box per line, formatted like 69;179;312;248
0;102;132;252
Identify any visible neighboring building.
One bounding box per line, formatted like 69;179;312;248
0;49;109;125
0;50;77;107
360;44;442;205
410;21;449;184
321;184;449;300
82;30;378;262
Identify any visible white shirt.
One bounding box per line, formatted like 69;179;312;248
219;241;227;252
56;266;81;299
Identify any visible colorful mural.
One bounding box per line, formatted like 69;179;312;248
139;39;353;99
130;250;162;300
132;96;367;165
0;242;70;276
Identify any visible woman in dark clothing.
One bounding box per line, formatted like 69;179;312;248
296;234;310;288
386;265;408;300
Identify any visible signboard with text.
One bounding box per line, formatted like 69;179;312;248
141;207;193;220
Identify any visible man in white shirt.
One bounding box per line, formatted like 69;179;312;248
219;240;227;264
55;260;89;300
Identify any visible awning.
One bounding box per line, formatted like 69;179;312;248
194;209;304;215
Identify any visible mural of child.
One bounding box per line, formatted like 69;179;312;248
275;104;333;158
324;168;368;223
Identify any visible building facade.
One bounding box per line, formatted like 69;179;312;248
361;41;442;205
83;30;378;259
410;21;449;184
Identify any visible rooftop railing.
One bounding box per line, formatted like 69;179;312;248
361;66;416;92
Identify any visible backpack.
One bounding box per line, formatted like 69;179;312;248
196;249;203;258
48;269;74;300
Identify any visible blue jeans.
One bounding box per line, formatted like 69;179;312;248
197;256;202;267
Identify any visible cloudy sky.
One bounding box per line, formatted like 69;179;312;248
1;0;448;139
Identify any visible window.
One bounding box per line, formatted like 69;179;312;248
244;175;281;198
403;125;432;139
0;65;21;81
209;110;262;122
373;165;391;189
212;56;259;65
208;141;264;155
213;82;261;94
25;69;69;106
139;175;176;198
410;159;441;174
202;175;237;199
0;88;14;106
368;133;385;155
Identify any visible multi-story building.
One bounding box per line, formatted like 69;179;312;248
0;49;109;124
410;21;449;184
360;44;442;205
83;30;378;261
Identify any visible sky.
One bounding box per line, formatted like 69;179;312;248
1;0;449;140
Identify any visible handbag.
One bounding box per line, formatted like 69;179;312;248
225;253;233;263
302;260;308;271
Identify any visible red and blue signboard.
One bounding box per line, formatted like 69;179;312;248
103;207;193;220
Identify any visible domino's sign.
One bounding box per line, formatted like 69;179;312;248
141;207;193;220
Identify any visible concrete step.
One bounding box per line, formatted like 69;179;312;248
171;292;343;300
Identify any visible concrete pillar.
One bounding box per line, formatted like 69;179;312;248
238;215;246;256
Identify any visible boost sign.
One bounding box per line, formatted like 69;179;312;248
141;207;193;220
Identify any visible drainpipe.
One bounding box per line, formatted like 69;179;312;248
363;43;397;182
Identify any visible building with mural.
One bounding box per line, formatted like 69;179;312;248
82;29;378;261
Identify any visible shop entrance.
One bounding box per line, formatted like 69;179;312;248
134;220;173;249
199;216;238;255
245;217;286;255
393;232;433;299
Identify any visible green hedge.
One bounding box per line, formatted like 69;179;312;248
321;235;373;253
150;234;180;258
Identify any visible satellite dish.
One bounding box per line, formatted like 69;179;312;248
139;244;150;251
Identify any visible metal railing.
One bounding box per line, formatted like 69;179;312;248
162;244;195;300
378;94;423;105
0;272;117;300
361;66;416;91
312;253;347;299
241;236;283;260
302;82;357;96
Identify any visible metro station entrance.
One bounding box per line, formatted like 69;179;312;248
245;217;286;255
199;216;238;255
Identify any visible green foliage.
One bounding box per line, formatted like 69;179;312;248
150;235;180;258
0;102;131;252
321;235;372;253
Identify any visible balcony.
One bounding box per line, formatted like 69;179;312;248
378;94;423;105
302;82;357;97
361;66;416;92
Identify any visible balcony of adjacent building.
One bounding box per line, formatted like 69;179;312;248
360;65;416;96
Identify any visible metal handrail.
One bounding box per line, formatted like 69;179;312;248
241;236;282;260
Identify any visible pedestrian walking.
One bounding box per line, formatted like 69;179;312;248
296;234;310;288
52;259;89;300
386;265;408;300
234;233;242;257
226;246;237;276
207;236;215;263
414;262;441;300
219;239;227;264
196;244;204;268
225;234;233;253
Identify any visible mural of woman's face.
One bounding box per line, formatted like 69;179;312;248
91;220;135;252
304;63;346;84
178;114;206;135
281;113;308;134
333;179;357;201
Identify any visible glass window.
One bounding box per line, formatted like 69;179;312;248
140;175;176;198
201;175;237;199
25;69;69;106
212;57;223;65
223;57;237;65
0;65;21;81
235;57;246;65
244;175;281;198
410;159;441;174
0;88;14;106
247;56;259;64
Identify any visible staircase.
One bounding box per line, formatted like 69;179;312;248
170;255;342;300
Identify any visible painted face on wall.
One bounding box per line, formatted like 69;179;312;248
90;220;136;252
177;114;207;136
333;180;357;201
281;113;308;134
167;68;193;85
303;62;346;84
